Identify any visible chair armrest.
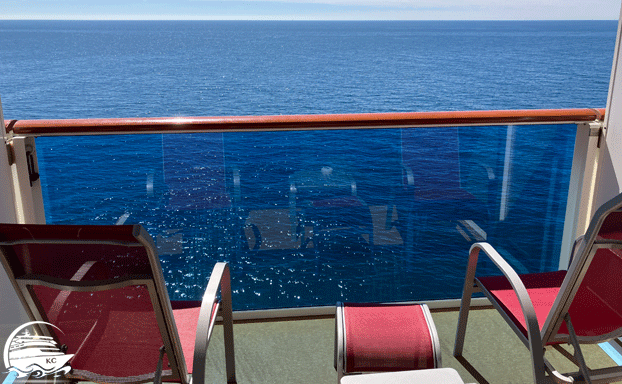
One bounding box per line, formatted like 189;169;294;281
458;153;495;181
463;160;497;219
471;243;540;340
192;262;236;384
232;168;241;205
402;165;415;187
475;162;495;181
567;235;585;267
468;243;547;383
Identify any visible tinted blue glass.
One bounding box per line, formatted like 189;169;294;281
37;124;575;309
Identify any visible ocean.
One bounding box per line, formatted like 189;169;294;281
0;20;618;309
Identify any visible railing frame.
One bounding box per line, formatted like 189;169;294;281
2;108;606;309
559;121;603;269
4;108;605;136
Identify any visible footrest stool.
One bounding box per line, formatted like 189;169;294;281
334;303;441;383
340;368;465;384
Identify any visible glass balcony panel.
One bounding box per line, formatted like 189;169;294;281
36;124;576;310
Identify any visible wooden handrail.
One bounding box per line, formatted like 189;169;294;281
4;108;605;136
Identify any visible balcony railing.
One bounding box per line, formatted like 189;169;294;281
4;108;604;310
5;108;604;135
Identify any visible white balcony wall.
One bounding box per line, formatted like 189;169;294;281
597;5;622;209
0;97;28;359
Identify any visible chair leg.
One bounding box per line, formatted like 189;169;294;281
221;268;237;384
544;357;575;384
154;346;166;384
454;246;480;357
564;314;592;384
453;284;473;357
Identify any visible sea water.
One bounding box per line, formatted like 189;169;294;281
0;20;617;309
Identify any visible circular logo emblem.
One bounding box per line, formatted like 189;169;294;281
3;321;73;378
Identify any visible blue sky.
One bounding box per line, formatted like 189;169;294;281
3;0;621;20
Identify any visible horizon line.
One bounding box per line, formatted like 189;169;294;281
0;18;618;21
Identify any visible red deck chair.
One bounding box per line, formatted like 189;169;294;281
164;132;236;210
402;127;468;202
0;224;236;384
289;166;373;250
400;127;493;221
454;192;622;383
334;302;441;383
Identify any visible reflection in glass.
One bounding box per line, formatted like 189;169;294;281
37;125;575;309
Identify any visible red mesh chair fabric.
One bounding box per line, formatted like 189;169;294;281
401;127;477;203
567;248;622;338
311;195;364;208
412;188;476;201
0;224;187;383
171;301;219;374
477;211;622;343
163;132;232;210
400;127;485;222
477;270;566;341
343;303;438;373
565;211;622;339
0;225;152;279
32;285;175;382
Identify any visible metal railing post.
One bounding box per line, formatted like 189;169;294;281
559;121;602;270
8;136;46;224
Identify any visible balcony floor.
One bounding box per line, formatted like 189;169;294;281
204;307;617;383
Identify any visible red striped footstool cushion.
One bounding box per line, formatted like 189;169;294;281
340;368;465;384
342;303;440;373
476;270;566;341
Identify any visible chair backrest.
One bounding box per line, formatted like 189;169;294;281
163;132;231;210
401;127;462;191
0;224;188;384
542;193;622;344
